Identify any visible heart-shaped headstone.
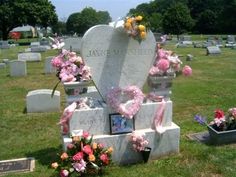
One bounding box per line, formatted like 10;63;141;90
81;25;156;101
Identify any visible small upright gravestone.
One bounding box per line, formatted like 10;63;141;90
26;89;60;113
206;46;221;55
44;56;56;74
9;60;27;77
0;41;10;49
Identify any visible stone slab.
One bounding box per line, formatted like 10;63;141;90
26;89;60;113
206;46;221;55
30;42;40;46
31;46;47;52
69;101;173;135
81;25;156;100
18;53;41;62
9;60;27;77
63;123;180;164
44;56;56;74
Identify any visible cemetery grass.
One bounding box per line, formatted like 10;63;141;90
1;44;236;177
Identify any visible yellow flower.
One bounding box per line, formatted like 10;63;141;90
140;31;147;39
124;22;132;30
126;17;133;24
138;25;146;32
107;147;113;154
135;15;143;21
60;152;69;160
92;142;97;150
51;162;59;169
88;154;96;162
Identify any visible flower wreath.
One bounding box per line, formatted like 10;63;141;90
106;85;145;119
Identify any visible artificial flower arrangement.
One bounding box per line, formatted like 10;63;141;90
123;15;149;41
130;131;149;152
195;108;236;132
51;49;92;96
194;108;236;131
51;130;113;177
149;44;192;77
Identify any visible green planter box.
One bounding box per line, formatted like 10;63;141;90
207;124;236;145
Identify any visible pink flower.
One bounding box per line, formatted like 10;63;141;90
82;131;89;139
229;108;236;118
149;66;160;75
100;153;109;165
73;152;84;161
73;159;86;172
182;65;192;76
83;145;93;155
98;143;104;149
67;143;74;149
51;56;63;68
157;59;170;72
60;169;69;177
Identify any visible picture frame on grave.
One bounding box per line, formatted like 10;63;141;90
109;113;135;135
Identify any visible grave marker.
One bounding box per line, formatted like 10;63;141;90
9;60;27;77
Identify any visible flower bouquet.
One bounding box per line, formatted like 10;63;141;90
51;49;92;97
130;131;150;163
51;130;113;176
195;108;236;144
123;15;149;41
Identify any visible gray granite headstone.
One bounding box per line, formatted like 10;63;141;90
206;46;221;55
64;37;82;52
44;56;56;74
30;42;40;47
9;60;27;77
0;41;10;49
81;25;156;100
18;53;41;62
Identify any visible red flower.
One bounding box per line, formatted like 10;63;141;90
83;145;93;155
100;154;109;165
73;152;84;161
214;109;225;119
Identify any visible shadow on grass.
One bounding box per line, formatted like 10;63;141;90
25;145;62;166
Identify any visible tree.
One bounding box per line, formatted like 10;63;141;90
162;2;194;36
195;10;217;34
0;0;57;40
52;21;67;35
66;7;111;35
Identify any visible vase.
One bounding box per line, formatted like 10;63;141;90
63;81;91;104
147;74;175;99
141;147;152;163
207;124;236;145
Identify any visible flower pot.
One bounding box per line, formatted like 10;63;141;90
63;81;91;104
207;124;236;145
141;147;152;163
147;75;175;99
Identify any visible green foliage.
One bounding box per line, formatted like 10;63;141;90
0;0;57;40
162;2;194;35
66;7;111;35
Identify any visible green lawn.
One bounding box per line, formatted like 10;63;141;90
1;40;236;177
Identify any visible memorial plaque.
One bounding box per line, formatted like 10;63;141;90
0;157;35;175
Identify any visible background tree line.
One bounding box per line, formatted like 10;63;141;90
1;0;236;40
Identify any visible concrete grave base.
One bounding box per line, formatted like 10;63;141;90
62;123;180;165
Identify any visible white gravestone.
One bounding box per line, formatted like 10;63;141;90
18;53;41;62
62;25;180;164
44;56;56;74
30;42;40;47
26;89;60;113
9;60;27;77
81;25;156;100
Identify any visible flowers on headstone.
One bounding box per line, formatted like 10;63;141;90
123;15;149;41
194;108;236;131
106;86;145;119
130;131;149;152
51;130;113;176
149;44;192;77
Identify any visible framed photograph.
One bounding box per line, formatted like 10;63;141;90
109;113;135;135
